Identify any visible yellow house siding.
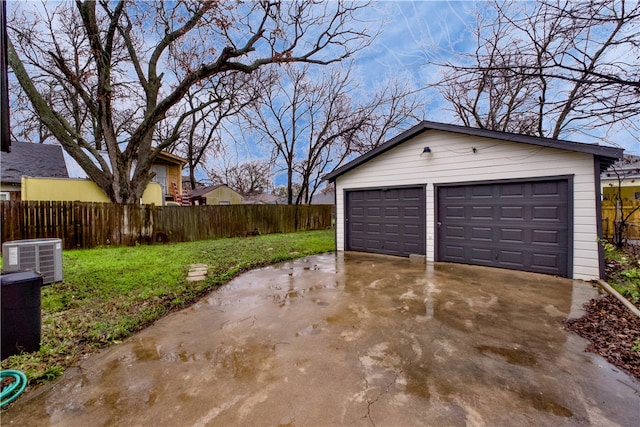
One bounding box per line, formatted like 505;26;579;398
21;177;163;205
602;180;640;201
167;164;181;192
141;183;163;205
204;186;243;205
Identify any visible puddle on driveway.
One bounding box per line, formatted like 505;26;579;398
3;253;639;427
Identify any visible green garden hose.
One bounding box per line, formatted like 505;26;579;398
1;370;28;407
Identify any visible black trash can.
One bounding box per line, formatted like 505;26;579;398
1;271;43;360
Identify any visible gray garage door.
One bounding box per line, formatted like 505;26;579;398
437;179;570;276
346;187;425;257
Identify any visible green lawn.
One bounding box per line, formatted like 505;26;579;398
1;230;334;384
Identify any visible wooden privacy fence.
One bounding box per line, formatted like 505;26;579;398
601;200;640;240
0;201;333;250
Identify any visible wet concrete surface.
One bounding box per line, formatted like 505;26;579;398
3;253;640;426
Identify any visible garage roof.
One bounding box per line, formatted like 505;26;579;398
324;121;624;182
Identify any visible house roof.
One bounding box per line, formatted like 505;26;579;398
310;192;335;205
188;183;231;198
602;154;640;179
242;193;287;205
156;151;187;166
323;121;624;182
1;142;69;184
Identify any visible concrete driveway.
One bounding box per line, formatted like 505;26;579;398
3;253;639;426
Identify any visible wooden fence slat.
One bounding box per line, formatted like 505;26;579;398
601;200;640;240
0;201;332;249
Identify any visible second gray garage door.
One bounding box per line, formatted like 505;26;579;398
346;187;425;257
437;179;570;276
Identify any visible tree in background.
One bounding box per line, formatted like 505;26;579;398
243;63;419;205
158;72;263;190
431;0;640;143
7;1;372;203
211;160;273;196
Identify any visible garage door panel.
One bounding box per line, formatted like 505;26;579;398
500;206;524;219
472;186;494;197
366;223;382;233
384;223;399;234
385;207;399;217
446;206;465;218
533;181;563;196
470;248;493;262
532;206;561;220
532;253;560;268
532;229;560;244
443;225;465;239
500;250;525;266
471;227;493;241
500;184;525;197
500;228;524;242
471;206;493;218
351;207;364;217
347;187;425;257
438;180;569;276
400;187;424;199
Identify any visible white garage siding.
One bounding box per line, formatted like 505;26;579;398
335;130;601;281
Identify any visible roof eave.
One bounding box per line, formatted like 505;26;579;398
323;121;624;182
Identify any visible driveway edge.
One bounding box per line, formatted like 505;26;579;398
596;279;640;318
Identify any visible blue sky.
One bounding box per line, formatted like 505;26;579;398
255;0;638;187
8;1;638;188
347;1;639;154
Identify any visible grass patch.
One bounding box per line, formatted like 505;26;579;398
0;230;334;384
604;242;640;306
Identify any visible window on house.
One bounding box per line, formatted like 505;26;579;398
219;201;230;205
634;192;640;201
0;192;10;201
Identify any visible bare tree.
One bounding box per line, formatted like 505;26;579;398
432;0;640;142
211;160;273;196
158;71;264;190
244;63;419;204
7;1;372;203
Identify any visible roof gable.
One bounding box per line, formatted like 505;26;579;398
324;121;624;182
188;184;238;198
1;142;69;184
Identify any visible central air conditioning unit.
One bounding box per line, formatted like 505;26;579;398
2;238;63;285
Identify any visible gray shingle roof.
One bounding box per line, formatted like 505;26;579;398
1;142;69;184
188;184;226;198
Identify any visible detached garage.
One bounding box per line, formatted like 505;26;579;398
324;121;622;281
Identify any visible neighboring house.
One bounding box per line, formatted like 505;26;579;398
2;142;184;205
0;142;69;201
242;193;287;205
148;152;188;203
601;154;640;201
61;149;185;205
189;184;242;205
310;191;335;205
324;120;622;281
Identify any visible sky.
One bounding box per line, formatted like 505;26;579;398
350;1;638;153
7;1;639;188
